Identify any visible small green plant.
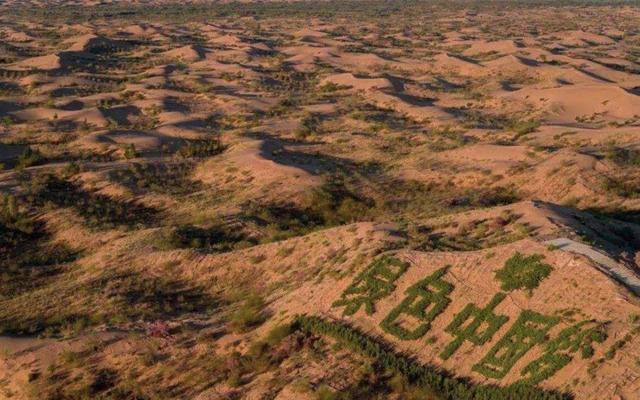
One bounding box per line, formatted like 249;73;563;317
295;112;322;139
61;161;82;177
2;116;14;127
123;143;138;159
314;384;338;400
604;333;631;360
264;323;292;347
229;293;266;332
154;224;254;253
511;119;540;137
110;162;201;195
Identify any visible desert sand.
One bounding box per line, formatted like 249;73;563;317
1;1;640;399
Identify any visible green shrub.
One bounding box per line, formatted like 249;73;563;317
16;147;45;169
178;138;224;158
604;146;640;166
0;194;78;298
296;113;322;139
314;385;338;400
511;119;540;137
110;162;201;195
155;224;255;253
264;323;292;347
123;143;138;159
229;294;266;332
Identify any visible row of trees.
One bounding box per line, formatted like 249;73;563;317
292;315;572;400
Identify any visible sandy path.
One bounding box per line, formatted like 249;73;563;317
545;237;640;296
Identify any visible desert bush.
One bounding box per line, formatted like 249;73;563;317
15;146;45;169
0;194;77;298
605;147;640;166
106;272;213;319
425;126;475;151
410;213;530;252
268;96;297;116
296;112;322;139
122;143;138;159
110;162;201;195
229;293;266;332
0;193;35;248
604;333;632;360
22;173;157;229
155;224;255;252
601;175;640;198
0;268;212;336
511;119;540;137
177;138;224;158
243;176;373;243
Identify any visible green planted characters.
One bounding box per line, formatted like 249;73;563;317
293;315;570;400
473;310;559;379
521;320;607;384
440;292;509;360
495;252;553;291
381;266;454;340
332;255;409;316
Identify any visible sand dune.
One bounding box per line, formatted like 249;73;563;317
504;83;640;123
3;3;640;400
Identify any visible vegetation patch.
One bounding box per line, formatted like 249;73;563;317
294;315;570;400
495;252;553;291
380;266;454;340
410;212;534;252
0;269;215;335
177;138;225;158
332;255;409;316
521;320;607;384
228;293;267;332
109;161;202;195
22;173;157;229
0;194;77;298
440;292;509;360
154;223;256;253
243;176;374;243
473;310;559;379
